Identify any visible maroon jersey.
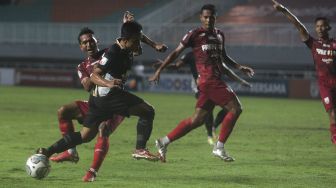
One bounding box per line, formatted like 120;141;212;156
305;36;336;88
181;27;225;82
77;49;106;82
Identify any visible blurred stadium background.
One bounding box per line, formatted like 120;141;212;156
0;0;335;98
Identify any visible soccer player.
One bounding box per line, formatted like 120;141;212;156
272;0;336;144
149;4;254;162
37;21;159;180
153;52;228;145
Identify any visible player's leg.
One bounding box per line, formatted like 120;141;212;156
37;126;98;158
83;119;119;182
128;101;158;161
155;107;210;162
50;101;87;163
213;108;228;130
204;111;215;145
213;96;242;162
327;109;336;144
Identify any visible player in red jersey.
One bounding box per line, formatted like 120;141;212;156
153;52;228;145
149;4;254;162
272;0;336;144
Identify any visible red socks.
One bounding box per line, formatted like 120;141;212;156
90;136;109;172
167;118;193;142
218;112;238;143
330;123;336;135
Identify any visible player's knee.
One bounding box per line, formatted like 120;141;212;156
144;105;155;120
191;116;205;127
57;106;67;120
98;122;110;137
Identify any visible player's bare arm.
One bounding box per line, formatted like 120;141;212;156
81;77;94;91
152;59;185;70
222;48;254;78
148;43;185;83
272;0;309;41
141;33;168;52
222;62;251;88
91;65;122;89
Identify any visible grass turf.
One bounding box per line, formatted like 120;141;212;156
0;86;335;188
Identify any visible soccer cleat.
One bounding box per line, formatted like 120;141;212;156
212;146;235;162
132;149;159;161
155;139;167;163
207;136;215;145
82;168;97;182
36;148;50;158
50;150;79;163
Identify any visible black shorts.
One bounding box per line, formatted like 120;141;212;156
83;89;144;128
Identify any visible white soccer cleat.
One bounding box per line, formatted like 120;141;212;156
212;146;235;162
155;139;167;162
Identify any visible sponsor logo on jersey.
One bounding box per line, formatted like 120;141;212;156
199;33;206;37
323;44;331;48
201;44;222;51
316;48;335;56
100;56;108;65
322;58;333;64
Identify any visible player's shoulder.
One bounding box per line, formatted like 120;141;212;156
214;27;225;35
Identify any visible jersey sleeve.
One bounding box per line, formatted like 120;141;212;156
77;63;89;81
181;30;194;48
97;48;115;74
304;35;314;49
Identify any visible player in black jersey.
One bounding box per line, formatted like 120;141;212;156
37;21;159;176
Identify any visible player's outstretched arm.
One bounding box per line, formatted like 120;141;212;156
141;33;168;52
272;0;309;41
222;62;251;88
222;48;254;78
81;77;94;91
91;64;123;89
148;43;185;83
152;59;185;70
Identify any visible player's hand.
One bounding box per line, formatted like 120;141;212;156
155;44;168;52
107;79;123;89
123;11;135;23
239;65;255;78
148;71;161;85
241;80;252;88
272;0;286;12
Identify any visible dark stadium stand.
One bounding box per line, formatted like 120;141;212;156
217;0;336;23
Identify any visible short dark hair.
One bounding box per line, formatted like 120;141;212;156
315;17;330;25
78;27;94;44
121;21;142;39
200;4;217;16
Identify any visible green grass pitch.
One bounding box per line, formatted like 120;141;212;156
0;86;335;188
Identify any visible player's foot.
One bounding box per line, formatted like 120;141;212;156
155;139;167;162
331;134;336;144
212;146;235;162
36;148;50;158
82;168;97;182
50;150;79;163
207;136;215;145
132;149;159;161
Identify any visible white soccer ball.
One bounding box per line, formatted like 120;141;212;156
25;154;51;179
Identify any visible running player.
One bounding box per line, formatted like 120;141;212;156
272;0;336;144
37;21;159;180
153;51;228;145
149;4;254;162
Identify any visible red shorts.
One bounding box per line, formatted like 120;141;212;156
196;80;236;111
318;84;336;111
75;100;124;132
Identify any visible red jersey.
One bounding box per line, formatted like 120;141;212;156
77;50;106;82
181;27;225;83
305;36;336;88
